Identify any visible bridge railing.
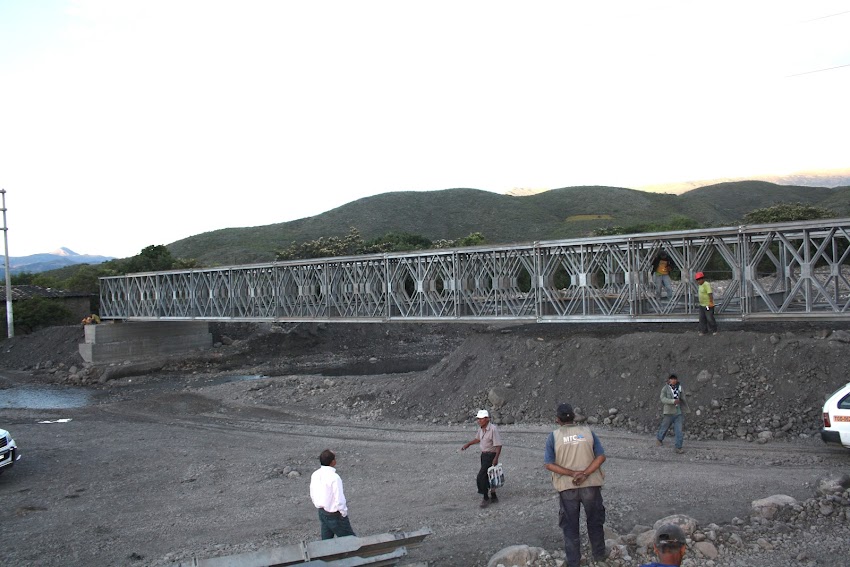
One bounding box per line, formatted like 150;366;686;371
99;218;850;323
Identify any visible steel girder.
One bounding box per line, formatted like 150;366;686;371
98;218;850;323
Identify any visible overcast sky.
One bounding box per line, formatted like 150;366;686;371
1;1;848;259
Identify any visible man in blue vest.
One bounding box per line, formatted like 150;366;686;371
544;403;608;567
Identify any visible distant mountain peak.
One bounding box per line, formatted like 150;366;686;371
50;247;79;256
504;187;551;196
2;248;114;276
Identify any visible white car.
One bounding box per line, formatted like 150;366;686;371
821;382;850;449
0;427;21;474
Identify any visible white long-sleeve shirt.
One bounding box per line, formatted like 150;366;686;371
309;465;349;517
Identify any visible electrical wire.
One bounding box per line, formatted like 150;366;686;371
786;62;850;78
803;10;850;22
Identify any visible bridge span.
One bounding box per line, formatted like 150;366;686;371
99;218;850;324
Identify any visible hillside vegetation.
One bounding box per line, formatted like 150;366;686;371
168;181;850;266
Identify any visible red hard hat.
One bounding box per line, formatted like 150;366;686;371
695;271;705;280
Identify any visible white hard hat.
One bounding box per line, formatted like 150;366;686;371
476;409;490;419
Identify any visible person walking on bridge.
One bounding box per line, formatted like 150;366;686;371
695;271;718;335
651;250;676;300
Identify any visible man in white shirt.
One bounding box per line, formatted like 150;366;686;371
460;409;503;508
309;449;355;539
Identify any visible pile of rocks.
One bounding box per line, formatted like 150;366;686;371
32;361;99;386
488;473;850;567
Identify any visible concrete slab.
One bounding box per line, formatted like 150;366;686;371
80;321;212;364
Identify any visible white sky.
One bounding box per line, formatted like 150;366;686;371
1;1;848;258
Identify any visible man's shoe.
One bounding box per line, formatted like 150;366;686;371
712;332;718;335
655;440;663;446
675;447;685;454
479;498;489;508
490;491;499;503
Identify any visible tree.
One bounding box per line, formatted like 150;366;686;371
365;232;433;253
276;229;487;260
11;272;61;288
455;232;485;247
433;232;487;249
592;217;701;237
743;203;834;224
2;297;73;334
123;245;177;273
172;257;200;269
275;228;367;261
64;265;114;294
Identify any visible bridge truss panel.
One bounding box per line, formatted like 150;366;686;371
456;248;537;319
743;224;850;316
387;252;457;319
99;219;850;323
99;276;126;319
159;271;194;318
326;258;388;319
277;263;328;319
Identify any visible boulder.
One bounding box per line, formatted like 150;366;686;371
828;329;850;343
693;540;719;559
816;472;850;496
636;529;655;549
100;360;166;382
487;545;545;567
488;387;514;409
653;513;697;536
751;494;797;519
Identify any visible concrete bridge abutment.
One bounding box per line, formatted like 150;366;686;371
79;321;212;365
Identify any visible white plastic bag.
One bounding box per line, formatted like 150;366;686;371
487;463;505;488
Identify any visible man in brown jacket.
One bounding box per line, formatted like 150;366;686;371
544;403;607;567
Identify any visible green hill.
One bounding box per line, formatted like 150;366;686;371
167;181;843;266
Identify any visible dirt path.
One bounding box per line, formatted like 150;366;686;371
1;375;848;567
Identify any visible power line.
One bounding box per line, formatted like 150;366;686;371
803;10;850;22
786;62;850;77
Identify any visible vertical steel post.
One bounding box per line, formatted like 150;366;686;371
1;189;13;337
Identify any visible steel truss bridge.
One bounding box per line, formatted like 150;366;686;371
100;218;850;324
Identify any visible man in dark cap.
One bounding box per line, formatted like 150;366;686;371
639;523;688;566
656;373;690;454
544;403;608;567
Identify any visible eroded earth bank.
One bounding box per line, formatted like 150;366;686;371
1;321;849;566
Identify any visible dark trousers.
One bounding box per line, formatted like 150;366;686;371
477;451;497;497
558;486;606;567
698;305;718;333
318;509;355;540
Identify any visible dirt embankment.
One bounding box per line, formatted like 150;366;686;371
4;320;850;442
2;321;850;567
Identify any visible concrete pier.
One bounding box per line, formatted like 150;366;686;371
79;321;212;365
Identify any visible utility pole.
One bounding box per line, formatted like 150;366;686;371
2;189;13;338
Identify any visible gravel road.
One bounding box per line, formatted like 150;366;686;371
1;369;849;567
